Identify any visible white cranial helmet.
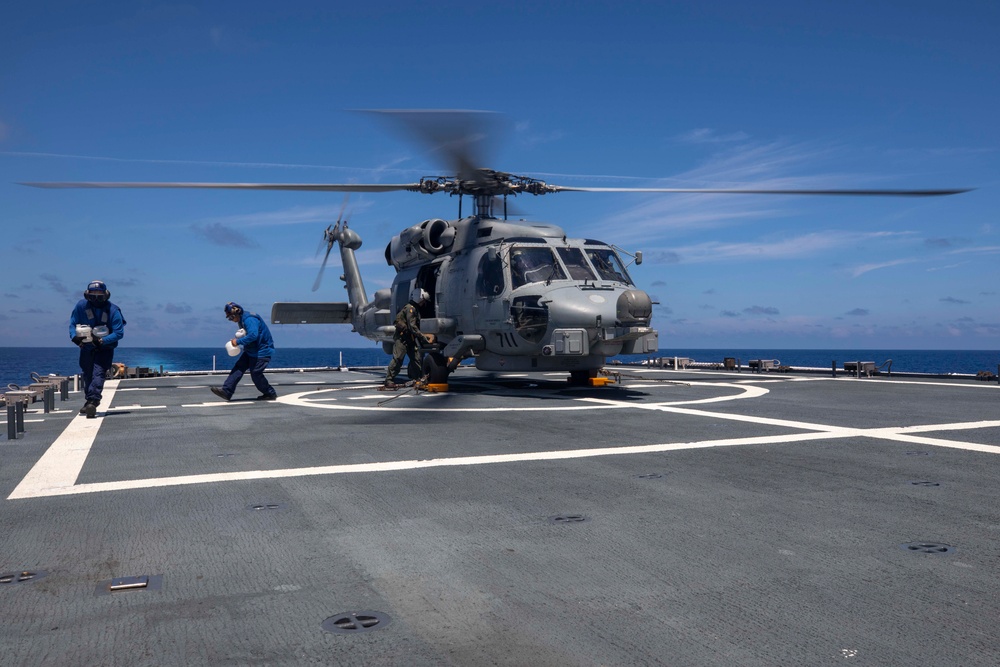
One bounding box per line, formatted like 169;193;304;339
410;287;429;303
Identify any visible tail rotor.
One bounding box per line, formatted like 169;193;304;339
311;196;349;293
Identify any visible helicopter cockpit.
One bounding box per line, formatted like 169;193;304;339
506;243;632;290
509;246;567;289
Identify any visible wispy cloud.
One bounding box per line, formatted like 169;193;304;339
0;150;426;176
674;128;750;144
948;245;1000;256
39;273;70;296
743;305;780;316
514;120;567;149
647;230;910;265
593;139;859;243
850;257;917;278
940;296;970;305
190;222;259;248
204;201;371;227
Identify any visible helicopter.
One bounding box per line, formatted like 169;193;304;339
22;111;970;387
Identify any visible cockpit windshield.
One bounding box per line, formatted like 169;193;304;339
585;247;632;284
509;246;567;289
556;247;597;281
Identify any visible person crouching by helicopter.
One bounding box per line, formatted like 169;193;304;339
69;280;126;419
383;288;431;390
210;302;278;402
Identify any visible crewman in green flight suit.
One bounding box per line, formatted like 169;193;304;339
383;288;430;389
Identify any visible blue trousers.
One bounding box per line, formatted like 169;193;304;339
79;345;115;404
222;353;275;398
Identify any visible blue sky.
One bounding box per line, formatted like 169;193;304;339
2;1;997;351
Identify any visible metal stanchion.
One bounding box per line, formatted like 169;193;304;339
6;402;16;440
832;361;837;377
15;401;25;434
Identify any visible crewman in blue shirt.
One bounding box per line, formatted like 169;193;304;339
210;302;278;402
69;280;126;418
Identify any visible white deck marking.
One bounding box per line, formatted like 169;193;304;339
181;401;259;408
108;405;166;411
8;379;1000;500
277;382;766;412
116;387;157;392
8;380;120;499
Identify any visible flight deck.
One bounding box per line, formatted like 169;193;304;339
2;367;999;666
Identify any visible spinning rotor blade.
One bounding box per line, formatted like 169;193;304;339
361;109;506;183
20;181;420;192
312;243;333;293
312;195;350;292
551;186;971;197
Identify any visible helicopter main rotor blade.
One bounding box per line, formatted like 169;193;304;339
552;186;972;197
361;109;506;183
19;181;421;192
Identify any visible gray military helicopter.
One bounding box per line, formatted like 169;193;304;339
23;111;969;386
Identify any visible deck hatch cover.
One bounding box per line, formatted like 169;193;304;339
322;611;391;634
900;542;955;555
96;574;163;595
110;576;149;591
0;570;47;585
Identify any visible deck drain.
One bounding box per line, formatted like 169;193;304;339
247;503;283;511
0;570;48;586
899;541;955;555
905;451;932;456
321;611;391;634
909;480;941;487
548;514;590;524
633;473;666;479
95;574;164;595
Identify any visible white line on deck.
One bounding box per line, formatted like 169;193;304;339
9;380;1000;500
8;380;120;499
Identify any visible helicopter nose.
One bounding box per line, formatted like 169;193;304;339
617;289;653;324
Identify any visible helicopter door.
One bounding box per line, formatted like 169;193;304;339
473;247;511;345
415;263;440;318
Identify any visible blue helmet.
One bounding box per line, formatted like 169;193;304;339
84;280;109;304
224;302;243;321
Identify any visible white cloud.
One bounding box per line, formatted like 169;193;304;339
850;258;917;278
649;230;911;264
674;128;750;144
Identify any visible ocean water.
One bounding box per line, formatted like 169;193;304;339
2;346;998;388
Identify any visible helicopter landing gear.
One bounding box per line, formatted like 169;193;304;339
422;352;450;386
569;369;615;387
569;370;598;385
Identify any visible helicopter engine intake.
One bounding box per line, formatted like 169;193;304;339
388;219;456;268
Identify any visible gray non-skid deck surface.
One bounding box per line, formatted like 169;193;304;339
2;368;999;666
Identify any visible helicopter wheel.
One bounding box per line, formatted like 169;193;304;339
422;352;450;385
569;370;598;385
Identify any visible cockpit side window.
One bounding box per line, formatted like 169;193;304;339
477;250;505;297
586;248;632;284
556;247;597;281
509;246;567;289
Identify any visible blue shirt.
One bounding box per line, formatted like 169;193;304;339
69;300;126;348
236;312;275;358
